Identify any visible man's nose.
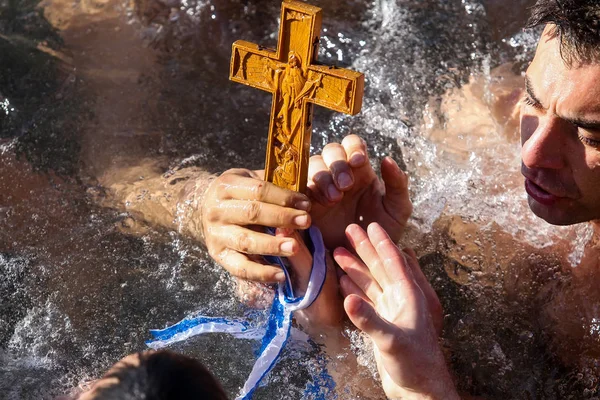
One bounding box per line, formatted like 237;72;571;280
521;114;568;170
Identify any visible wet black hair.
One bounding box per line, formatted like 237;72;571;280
89;350;228;400
527;0;600;65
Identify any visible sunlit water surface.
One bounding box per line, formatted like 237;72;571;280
1;0;598;398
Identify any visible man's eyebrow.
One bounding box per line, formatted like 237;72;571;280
525;75;544;107
524;75;600;130
566;116;600;131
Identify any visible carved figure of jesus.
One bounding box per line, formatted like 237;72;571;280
267;51;323;144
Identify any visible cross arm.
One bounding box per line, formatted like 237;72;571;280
307;64;364;115
230;40;280;93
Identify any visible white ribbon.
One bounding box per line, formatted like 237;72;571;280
146;225;328;400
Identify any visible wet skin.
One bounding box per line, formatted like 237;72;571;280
520;26;600;226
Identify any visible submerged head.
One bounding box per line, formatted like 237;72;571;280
520;0;600;226
78;350;228;400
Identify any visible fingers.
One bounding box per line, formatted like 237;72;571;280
308;155;342;204
320;135;369;190
211;200;311;230
342;135;377;185
344;294;397;344
367;223;414;284
341;134;368;168
215;249;284;283
334;247;382;302
345;224;391;288
202;168;311;284
214;225;298;256
307;134;375;206
322;143;354;191
381;157;412;226
217;173;310;211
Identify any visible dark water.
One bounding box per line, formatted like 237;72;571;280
1;0;598;399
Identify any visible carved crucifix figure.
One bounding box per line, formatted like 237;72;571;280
230;0;364;192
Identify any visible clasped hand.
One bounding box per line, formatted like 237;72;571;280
200;134;412;283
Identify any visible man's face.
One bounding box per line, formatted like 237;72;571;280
520;26;600;225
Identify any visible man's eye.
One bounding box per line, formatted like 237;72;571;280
523;94;542;109
577;133;600;147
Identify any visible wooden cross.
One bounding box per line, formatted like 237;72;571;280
230;0;364;193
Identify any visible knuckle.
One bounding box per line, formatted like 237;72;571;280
277;210;291;226
243;201;261;223
204;204;220;222
323;143;345;160
235;266;250;281
309;155;324;169
219;169;251;186
223;168;250;177
235;232;253;252
214;180;229;199
323;142;343;152
252;181;268;201
344;134;367;148
217;173;234;188
342;134;359;146
342;135;367;155
218;170;235;182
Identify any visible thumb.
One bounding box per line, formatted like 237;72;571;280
381;157;412;227
344;294;400;348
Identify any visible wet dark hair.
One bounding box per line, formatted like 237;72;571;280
527;0;600;65
90;350;228;400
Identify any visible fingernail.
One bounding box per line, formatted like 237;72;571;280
295;200;311;211
280;240;295;254
327;184;341;200
350;152;365;166
274;272;285;282
293;214;309;226
337;172;353;189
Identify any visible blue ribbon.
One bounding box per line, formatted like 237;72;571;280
146;225;330;399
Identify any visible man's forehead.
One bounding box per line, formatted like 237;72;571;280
528;29;600;116
533;24;600;70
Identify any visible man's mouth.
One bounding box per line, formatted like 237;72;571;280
524;178;564;206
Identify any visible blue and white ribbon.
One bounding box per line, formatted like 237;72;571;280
146;225;328;400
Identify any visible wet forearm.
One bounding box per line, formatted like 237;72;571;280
100;164;213;243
